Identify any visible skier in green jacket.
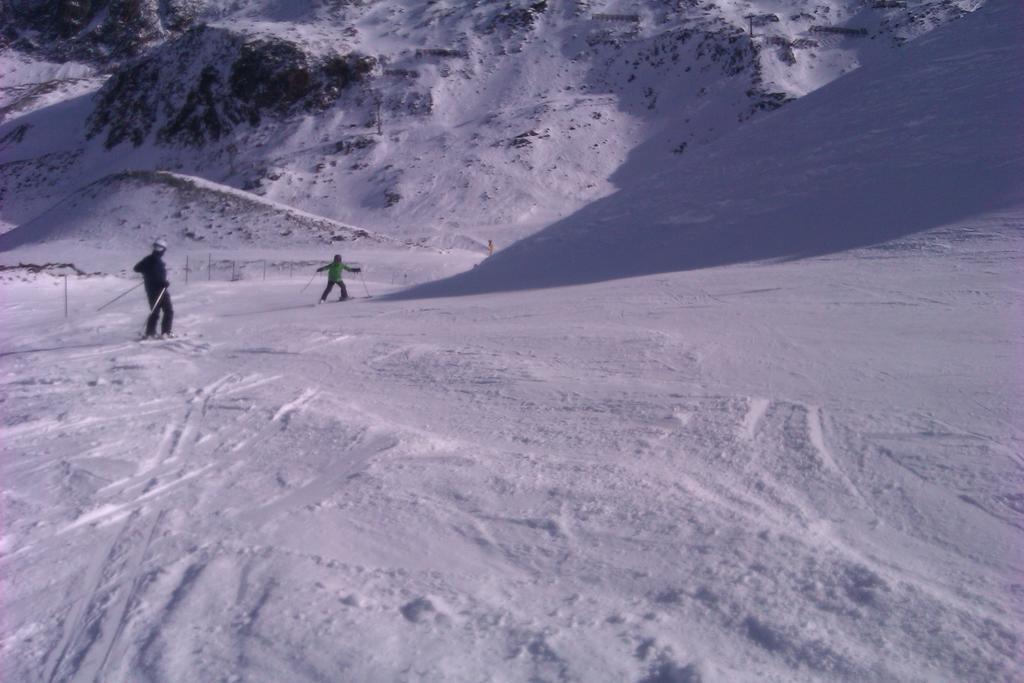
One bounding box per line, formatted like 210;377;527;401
317;254;361;303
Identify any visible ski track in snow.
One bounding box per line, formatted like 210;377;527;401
270;387;318;425
740;396;770;441
1;229;1021;681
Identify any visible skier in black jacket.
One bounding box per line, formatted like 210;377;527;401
133;238;174;338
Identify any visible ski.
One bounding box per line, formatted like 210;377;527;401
316;296;371;305
138;333;181;342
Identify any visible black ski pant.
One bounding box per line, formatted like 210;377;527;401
320;280;348;301
145;287;173;336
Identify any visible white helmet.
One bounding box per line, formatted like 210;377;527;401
153;238;168;252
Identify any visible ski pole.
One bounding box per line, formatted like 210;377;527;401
97;281;144;311
358;270;370;297
150;287;167;314
300;271;318;292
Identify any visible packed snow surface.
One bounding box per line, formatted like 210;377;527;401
1;220;1021;681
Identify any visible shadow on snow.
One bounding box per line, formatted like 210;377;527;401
391;1;1023;300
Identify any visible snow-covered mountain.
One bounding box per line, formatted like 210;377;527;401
404;0;1022;296
1;0;985;245
1;2;1021;682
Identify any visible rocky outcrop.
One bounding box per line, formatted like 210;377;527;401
485;0;549;34
86;26;375;148
2;0;198;61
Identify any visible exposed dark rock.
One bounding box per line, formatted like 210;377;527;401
161;65;233;144
230;40;313;115
1;0;199;62
742;90;793;120
508;129;549;148
87;26;374;148
766;37;798;65
334;136;376;155
488;0;548;33
695;29;757;77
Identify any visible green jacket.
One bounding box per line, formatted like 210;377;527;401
319;261;356;282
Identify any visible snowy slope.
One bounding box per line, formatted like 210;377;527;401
1;1;1021;681
0;0;986;244
0;170;388;251
405;0;1023;296
0;53;102;124
0;211;1020;682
